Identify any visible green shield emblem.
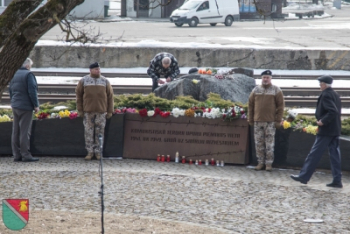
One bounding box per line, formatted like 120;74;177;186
2;199;29;230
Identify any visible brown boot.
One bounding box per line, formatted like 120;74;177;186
85;152;94;160
255;163;265;171
266;164;273;172
95;153;102;160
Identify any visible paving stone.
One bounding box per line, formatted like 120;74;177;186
0;157;350;233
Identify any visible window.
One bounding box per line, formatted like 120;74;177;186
197;1;209;11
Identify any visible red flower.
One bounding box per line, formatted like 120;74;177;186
207;108;211;113
240;110;245;114
69;112;78;119
154;108;161;116
139;108;148;117
160;111;170;118
38;112;49;120
222;114;226;119
114;109;122;114
232;112;236;117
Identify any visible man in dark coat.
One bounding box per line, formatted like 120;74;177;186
9;58;40;162
147;52;180;92
290;75;342;188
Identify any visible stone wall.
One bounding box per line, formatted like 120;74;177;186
30;46;350;70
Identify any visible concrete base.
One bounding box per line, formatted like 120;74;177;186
30;45;350;70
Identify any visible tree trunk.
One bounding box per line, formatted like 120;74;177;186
0;0;44;48
0;0;84;104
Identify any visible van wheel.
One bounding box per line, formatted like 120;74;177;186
210;23;217;26
224;16;233;26
189;18;198;27
175;23;183;27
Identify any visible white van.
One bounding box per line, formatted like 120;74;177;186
170;0;240;27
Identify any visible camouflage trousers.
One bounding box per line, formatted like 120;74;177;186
83;112;106;154
254;122;276;165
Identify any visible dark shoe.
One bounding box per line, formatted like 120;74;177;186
14;157;22;162
22;158;39;162
290;175;307;184
326;182;343;188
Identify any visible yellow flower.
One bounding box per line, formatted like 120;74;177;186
59;110;70;118
304;125;318;135
0;114;11;122
283;120;291;129
192;79;200;84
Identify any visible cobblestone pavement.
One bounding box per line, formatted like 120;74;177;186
0;157;350;233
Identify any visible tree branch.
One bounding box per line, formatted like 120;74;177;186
0;0;85;101
0;0;44;48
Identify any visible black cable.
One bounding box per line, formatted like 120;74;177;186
98;134;105;234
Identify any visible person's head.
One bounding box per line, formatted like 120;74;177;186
261;70;272;86
317;75;333;91
188;68;198;74
162;57;171;69
22;58;33;70
89;62;101;78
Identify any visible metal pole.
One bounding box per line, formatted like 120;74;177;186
98;134;105;234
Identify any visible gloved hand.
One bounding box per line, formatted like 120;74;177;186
106;113;112;119
78;111;84;117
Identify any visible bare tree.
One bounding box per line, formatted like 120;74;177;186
0;0;85;101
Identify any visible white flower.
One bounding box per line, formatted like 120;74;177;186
210;108;222;118
51;113;57;118
172;108;184;118
147;110;155;117
288;109;298;118
179;109;185;116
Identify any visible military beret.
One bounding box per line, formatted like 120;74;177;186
188;68;198;74
317;75;333;84
261;70;272;76
89;62;100;69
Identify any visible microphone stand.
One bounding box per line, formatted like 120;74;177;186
98;134;105;234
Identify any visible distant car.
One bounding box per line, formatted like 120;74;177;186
170;0;240;27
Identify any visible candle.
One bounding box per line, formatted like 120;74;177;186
195;160;198;165
175;152;179;163
216;160;220;166
220;160;225;167
157;154;161;162
211;158;215;166
161;155;165;162
205;159;209;166
182;156;186;164
198;159;202;165
167;155;170;162
189;159;193;165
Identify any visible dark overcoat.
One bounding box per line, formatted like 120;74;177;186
315;87;342;136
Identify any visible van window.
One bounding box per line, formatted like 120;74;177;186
197;1;209;11
179;1;201;10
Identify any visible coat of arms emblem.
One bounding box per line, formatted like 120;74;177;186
2;199;29;230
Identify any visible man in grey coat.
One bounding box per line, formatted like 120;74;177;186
9;58;40;162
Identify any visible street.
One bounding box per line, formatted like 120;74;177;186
41;7;350;49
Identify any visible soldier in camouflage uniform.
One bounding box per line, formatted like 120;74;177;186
76;62;114;160
248;70;285;171
147;52;180;92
